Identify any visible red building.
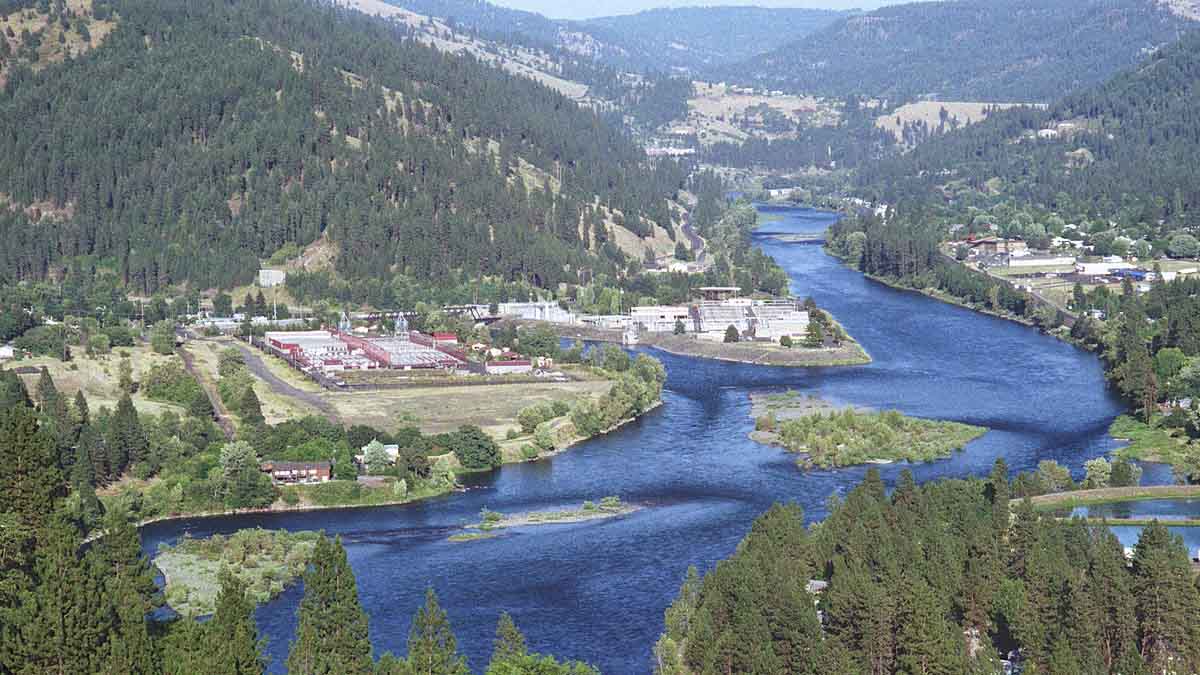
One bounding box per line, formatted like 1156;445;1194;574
260;460;332;484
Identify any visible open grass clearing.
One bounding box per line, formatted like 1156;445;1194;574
14;345;188;417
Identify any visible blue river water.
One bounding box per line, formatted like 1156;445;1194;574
142;205;1134;674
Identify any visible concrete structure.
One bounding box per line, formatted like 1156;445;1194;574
260;461;332;484
580;315;631;330
486;360;533;375
1075;261;1135;276
258;269;287;288
696;286;741;302
630;305;691;333
1007;255;1077;268
497;301;576;324
752;302;810;343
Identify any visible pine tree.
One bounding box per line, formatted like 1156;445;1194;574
406;588;469;675
0;369;31;409
239;387;265;426
286;535;372;675
102;575;157;675
1089;528;1138;671
10;512;110;675
107;393;148;476
0;405;65;535
209;569;265;675
1131;520;1200;672
189;389;214;420
492;611;527;664
70;425;104;527
894;575;963;675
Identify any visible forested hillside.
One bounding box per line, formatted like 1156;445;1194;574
387;0;846;75
655;469;1200;675
579;6;848;74
0;0;688;294
731;0;1195;102
857;29;1200;241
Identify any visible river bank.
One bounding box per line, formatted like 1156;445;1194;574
527;320;871;367
1023;485;1200;510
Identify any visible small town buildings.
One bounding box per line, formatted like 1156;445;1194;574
486;359;533;375
969;238;1027;257
258;269;287;288
630;305;691;333
496;301;576;324
1075;261;1134;276
431;332;459;346
260;460;332;484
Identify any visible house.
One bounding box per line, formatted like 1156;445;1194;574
969;238;1027;257
260;460;332;484
432;332;459;346
486;360;533;375
355;443;400;467
630;305;691;333
258;269;287;288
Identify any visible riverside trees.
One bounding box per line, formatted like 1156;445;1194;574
654;466;1200;675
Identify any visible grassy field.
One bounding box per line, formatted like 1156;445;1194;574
875;101;1036;143
12;345;189;418
154;528;319;617
1110;415;1193;465
1024;485;1200;511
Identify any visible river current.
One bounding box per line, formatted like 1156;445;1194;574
141;205;1131;674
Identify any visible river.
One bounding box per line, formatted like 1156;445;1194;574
141;204;1132;674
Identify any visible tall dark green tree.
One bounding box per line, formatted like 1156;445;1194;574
286;535;372;675
209;569;266;675
406;588;469;675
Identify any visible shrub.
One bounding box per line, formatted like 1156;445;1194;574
142;360;203;406
520;444;539;460
599;495;622;510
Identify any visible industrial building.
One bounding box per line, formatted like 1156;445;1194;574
264;329;467;374
630;305;692;333
497;301;577;324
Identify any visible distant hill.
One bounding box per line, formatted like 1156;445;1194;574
730;0;1197;102
579;6;849;73
857;28;1200;236
384;0;846;75
0;0;689;294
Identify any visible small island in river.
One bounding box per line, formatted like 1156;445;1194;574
749;391;987;469
154;528;319;617
449;497;639;541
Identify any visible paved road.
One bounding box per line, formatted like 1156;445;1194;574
233;341;341;423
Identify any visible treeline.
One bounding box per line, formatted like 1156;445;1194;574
0;387;594;673
656;466;1200;675
0;0;689;293
828;213;1033;318
701;110;896;172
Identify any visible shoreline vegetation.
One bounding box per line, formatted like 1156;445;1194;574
154;528;319;617
450;497;639;542
748;390;987;469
